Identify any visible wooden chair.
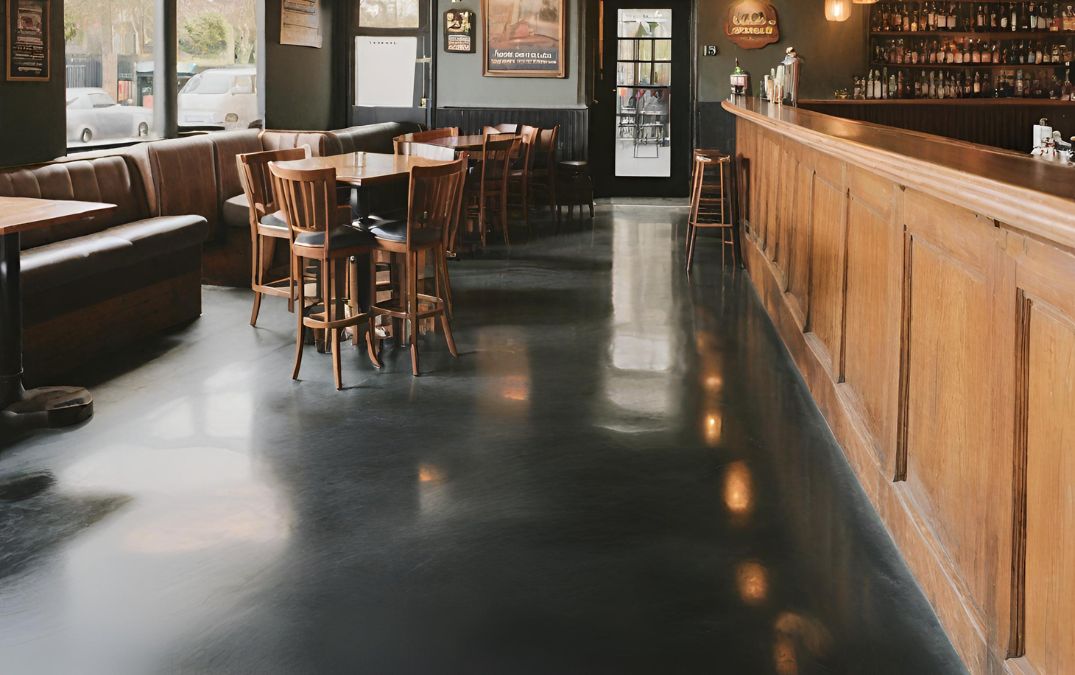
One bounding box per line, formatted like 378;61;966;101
507;125;539;232
392;127;459;154
237;147;309;326
268;162;381;389
464;136;518;248
686;151;736;273
394;142;457;161
367;158;467;376
528;125;559;223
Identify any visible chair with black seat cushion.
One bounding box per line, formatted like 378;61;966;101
528;125;559;223
464;136;518;248
368;158;466;376
237;147;309;326
269;162;382;389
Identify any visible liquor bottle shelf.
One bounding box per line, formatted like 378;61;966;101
871;30;1075;38
870;61;1067;68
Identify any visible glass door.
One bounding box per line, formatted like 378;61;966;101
615;9;672;178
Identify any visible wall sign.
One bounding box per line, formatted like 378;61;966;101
5;0;50;82
280;0;322;48
482;0;565;78
444;9;475;53
724;0;780;50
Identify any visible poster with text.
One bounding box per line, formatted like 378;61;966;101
482;0;564;78
6;0;50;81
281;0;322;48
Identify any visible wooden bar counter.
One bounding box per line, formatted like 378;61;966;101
724;96;1075;675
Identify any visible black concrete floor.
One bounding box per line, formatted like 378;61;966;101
0;203;965;674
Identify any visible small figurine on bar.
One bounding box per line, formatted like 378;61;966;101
730;59;750;97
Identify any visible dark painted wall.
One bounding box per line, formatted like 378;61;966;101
435;0;585;108
264;0;337;129
0;0;66;167
697;0;867;102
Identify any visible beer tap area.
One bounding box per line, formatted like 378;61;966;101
795;1;1075;152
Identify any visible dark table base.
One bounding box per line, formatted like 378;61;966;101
3;386;93;429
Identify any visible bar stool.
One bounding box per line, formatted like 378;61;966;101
366;158;467;376
269;162;382;390
555;160;594;222
237;147;309;326
686;151;736;273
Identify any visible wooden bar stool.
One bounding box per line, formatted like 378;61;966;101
366;158;467;376
686;151;736;273
237;147;309;326
269;162;382;390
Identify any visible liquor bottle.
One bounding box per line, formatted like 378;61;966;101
1001;2;1011;28
973;71;983;96
991;4;999;28
911;3;919;31
1030;2;1039;30
903;3;912;30
1016;69;1026;95
1012;1;1020;30
1022;2;1032;30
1066;4;1075;30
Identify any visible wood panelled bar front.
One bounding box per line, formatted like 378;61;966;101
723;96;1075;675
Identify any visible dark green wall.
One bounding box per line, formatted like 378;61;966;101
697;0;868;102
0;0;67;168
264;0;337;130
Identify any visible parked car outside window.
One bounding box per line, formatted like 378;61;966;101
178;67;259;130
65;88;153;146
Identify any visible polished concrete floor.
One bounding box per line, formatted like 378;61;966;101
0;203;965;674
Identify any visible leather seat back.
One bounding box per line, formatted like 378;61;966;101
127;135;220;235
332;122;423;155
208;129;262;201
0;155;150;249
259;130;337;157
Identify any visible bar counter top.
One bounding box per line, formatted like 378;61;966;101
725;96;1075;250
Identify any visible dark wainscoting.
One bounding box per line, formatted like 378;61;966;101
435;107;590;160
800;99;1075;153
696;100;737;156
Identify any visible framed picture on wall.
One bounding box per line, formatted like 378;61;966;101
444;9;475;53
5;0;50;82
482;0;565;78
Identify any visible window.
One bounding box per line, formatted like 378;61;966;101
64;0;157;146
359;0;420;28
177;0;260;131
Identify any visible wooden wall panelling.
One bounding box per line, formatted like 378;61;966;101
784;146;814;330
804;152;847;380
840;166;903;473
1007;235;1075;674
900;189;1015;651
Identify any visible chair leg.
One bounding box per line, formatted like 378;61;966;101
479;195;488;249
366;254;383;369
500;193;511;246
408;250;420;376
521;179;530;235
250;292;263;327
326;259;343;391
686;224;698;273
437;248;459;358
292;255;306;380
438;246;454;318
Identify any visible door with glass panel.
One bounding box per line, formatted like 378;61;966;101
594;0;691;197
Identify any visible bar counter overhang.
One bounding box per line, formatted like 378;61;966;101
724;96;1075;675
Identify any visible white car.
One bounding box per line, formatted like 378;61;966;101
66;88;153;145
178;67;259;130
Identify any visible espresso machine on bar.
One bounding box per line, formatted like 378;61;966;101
762;47;802;106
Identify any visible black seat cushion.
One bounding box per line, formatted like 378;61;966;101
365;216;441;246
294;225;374;249
260;210;287;233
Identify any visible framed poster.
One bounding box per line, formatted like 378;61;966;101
482;0;565;78
280;0;322;48
6;0;50;81
444;9;475;53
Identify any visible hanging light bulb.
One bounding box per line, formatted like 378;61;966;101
825;0;851;21
853;0;878;4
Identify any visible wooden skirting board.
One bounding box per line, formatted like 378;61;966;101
727;97;1075;675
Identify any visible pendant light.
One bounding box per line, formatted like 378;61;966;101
853;0;878;4
825;0;851;21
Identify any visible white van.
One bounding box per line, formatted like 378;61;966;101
177;66;259;130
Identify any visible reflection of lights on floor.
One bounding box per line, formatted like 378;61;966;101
773;634;799;675
418;464;444;484
500;375;530;402
723;460;753;516
703;373;723;393
704;413;722;446
736;560;768;605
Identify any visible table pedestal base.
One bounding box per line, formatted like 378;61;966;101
3;386;93;429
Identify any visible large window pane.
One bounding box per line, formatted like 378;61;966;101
177;0;259;131
64;0;156;146
359;0;419;28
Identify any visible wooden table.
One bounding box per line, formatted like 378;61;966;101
1;197;116;428
274;152;451;186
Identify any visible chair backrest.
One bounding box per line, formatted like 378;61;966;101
534;125;560;172
394;141;458;161
517;125;540;174
237;147;309;226
268;162;339;250
493;123;519;134
406;157;468;249
478;136;519;191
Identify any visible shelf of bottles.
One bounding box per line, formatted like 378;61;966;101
856;1;1075;99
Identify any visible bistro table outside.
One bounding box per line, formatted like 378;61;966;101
1;197;117;428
